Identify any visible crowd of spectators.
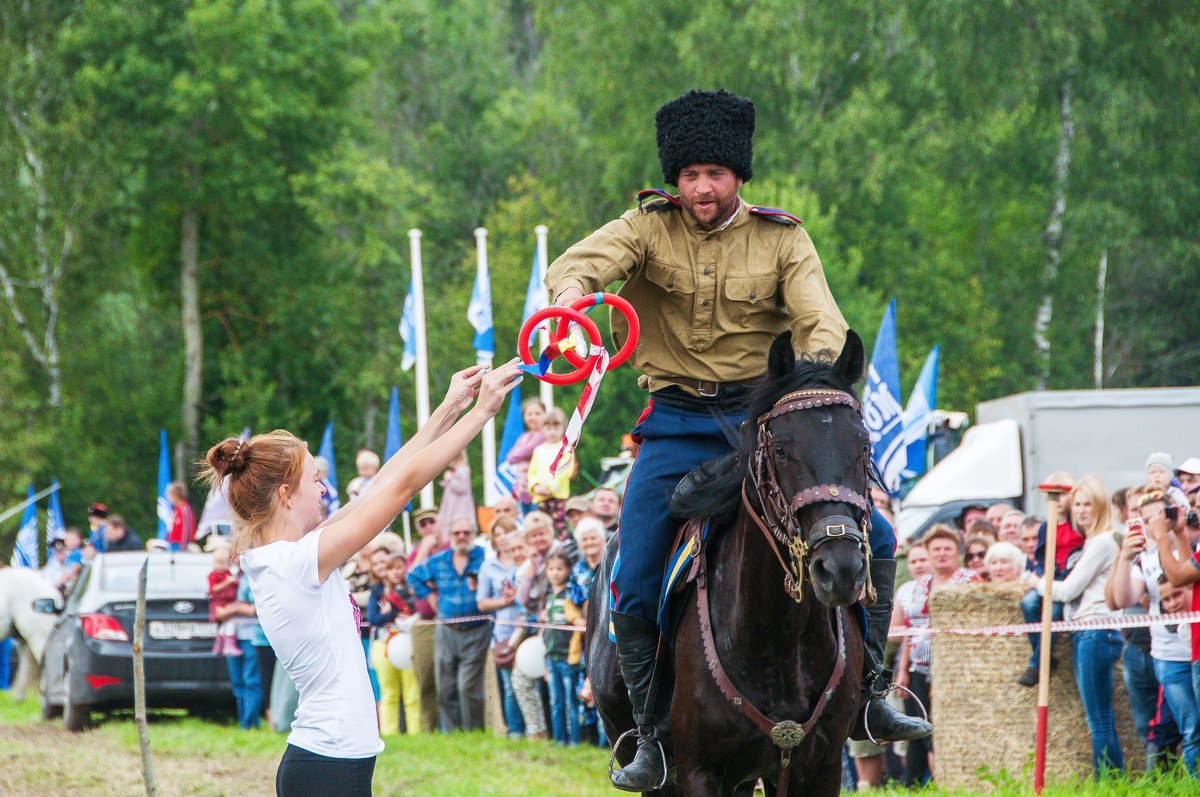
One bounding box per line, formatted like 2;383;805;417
852;452;1200;790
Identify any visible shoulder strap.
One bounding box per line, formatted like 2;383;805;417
747;205;803;226
637;188;681;212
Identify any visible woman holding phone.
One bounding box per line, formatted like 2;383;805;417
200;361;523;797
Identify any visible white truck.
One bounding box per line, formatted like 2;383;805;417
896;386;1200;541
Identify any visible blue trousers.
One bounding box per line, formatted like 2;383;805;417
1153;657;1200;773
496;666;525;737
0;637;11;689
1073;630;1124;774
614;400;895;623
547;658;581;745
227;644;263;729
1020;590;1063;669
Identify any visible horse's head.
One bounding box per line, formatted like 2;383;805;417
746;330;871;608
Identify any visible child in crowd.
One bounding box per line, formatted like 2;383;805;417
542;552;584;745
208;545;241;656
527;408;576;536
506;398;546;514
1146;452;1191;515
368;552;420;736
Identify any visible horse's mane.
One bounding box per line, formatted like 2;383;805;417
670;352;860;525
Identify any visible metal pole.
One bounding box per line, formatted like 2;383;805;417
1093;249;1107;390
475;228;498;504
408;228;434;509
1033;483;1068;794
134;558;158;797
0;483;62;527
534;225;553;410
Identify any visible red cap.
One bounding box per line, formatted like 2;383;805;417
87;502;108;518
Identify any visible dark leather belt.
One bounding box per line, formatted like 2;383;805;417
658;375;765;398
443;620;490;631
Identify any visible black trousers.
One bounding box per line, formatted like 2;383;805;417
902;670;933;786
276;744;376;797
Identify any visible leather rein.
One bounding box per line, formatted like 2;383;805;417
695;388;872;794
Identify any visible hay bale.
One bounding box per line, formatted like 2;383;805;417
929;581;1142;788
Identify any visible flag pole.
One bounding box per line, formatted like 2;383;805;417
475;227;498;504
534;224;553;409
1033;481;1070;793
408;229;434;509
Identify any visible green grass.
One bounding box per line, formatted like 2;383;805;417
1;692;1197;795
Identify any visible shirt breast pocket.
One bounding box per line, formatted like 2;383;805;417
644;258;695;296
723;274;778;324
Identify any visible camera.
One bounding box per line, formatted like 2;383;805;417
1189;510;1199;527
1165;506;1179;522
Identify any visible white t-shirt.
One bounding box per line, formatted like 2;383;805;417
240;529;383;758
1132;545;1192;662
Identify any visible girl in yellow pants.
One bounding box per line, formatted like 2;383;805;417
367;553;422;735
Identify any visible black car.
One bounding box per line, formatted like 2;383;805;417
37;551;233;731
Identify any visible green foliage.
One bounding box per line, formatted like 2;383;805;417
1;0;1197;543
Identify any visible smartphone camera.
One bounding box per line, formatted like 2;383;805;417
1165;506;1179;522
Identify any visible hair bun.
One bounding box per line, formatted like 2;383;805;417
209;437;250;479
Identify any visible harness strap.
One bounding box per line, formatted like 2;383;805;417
696;550;848;793
740;481;797;592
789;483;871;516
758;389;861;424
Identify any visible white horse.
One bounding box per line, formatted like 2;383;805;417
0;567;61;701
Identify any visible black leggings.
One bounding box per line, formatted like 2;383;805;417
276;744;375;797
256;644;278;714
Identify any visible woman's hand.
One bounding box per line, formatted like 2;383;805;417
472;359;524;417
441;365;487;415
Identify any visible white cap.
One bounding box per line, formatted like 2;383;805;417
1177;457;1200;476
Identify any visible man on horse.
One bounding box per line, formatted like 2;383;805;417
548;89;931;792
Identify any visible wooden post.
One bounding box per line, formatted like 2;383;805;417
134;557;158;796
1033;482;1071;793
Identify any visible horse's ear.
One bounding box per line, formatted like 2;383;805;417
835;330;866;383
768;331;795;380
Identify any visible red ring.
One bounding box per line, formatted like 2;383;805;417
552;293;640;369
518;307;603;386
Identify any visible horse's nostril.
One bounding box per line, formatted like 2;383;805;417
811;558;833;583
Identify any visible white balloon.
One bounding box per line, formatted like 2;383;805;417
386;633;413;670
514;636;547;679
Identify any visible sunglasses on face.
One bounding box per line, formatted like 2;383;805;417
417;518;437;527
966;551;987;561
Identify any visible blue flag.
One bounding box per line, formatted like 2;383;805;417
157;428;173;539
523;252;548;324
12;485;38;568
317;421;340;516
399;277;417;372
901;346;940;482
384;387;412;512
494;385;524;500
468;257;494;363
386;386;404;462
46;482;65;553
862;300;906;492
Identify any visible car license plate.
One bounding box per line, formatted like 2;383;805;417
149;621;217;640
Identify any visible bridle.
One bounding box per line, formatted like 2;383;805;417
695;386;876;793
742;388;874;603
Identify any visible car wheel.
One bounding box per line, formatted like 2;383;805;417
62;662;92;732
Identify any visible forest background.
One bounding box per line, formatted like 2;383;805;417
1;0;1197;542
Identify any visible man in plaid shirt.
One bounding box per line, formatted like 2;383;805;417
410;525;491;731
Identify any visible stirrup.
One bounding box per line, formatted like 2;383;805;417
608;727;670;792
864;682;930;746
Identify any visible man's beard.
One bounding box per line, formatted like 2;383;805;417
681;193;738;228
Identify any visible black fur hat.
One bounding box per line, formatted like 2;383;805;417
654;89;755;185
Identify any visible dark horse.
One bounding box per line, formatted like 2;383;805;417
587;330;871;796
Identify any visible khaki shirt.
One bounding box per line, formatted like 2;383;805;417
546;197;848;392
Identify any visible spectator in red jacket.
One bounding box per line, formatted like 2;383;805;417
166;481;197;552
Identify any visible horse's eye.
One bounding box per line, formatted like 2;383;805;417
773;442;788;459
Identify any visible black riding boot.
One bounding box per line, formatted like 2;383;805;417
851;558;933;743
610;611;674;792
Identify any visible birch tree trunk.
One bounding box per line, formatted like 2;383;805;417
1033;78;1073;390
0;100;71;409
180;159;203;476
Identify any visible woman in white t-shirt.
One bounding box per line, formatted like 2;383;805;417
200;361;522;797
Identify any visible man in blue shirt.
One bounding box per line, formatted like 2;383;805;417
410;522;491;732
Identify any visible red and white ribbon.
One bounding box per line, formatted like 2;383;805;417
550;346;610;477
